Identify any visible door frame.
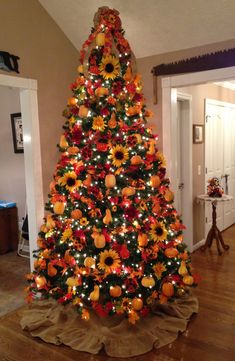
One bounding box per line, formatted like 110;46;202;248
0;74;44;270
176;92;193;252
161;65;235;250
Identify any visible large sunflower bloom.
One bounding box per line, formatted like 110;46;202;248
150;221;167;242
110;145;129;167
92;116;107;132
99;55;120;80
98;249;121;273
58;172;81;192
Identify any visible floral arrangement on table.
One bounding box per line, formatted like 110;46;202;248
207;177;224;198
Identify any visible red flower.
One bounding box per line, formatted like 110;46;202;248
105;301;113;313
89;65;100;75
140;307;149;317
120;244;130;259
97;142;108;152
193;273;202;284
93;303;108;317
126;83;136;93
73;164;85;176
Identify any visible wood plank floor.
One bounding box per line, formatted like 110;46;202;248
0;226;235;361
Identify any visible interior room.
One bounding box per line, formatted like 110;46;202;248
0;1;235;360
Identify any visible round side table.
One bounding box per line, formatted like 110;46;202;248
197;194;232;255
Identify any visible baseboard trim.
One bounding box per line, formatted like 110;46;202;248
193;239;205;252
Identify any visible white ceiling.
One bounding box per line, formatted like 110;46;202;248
38;0;235;59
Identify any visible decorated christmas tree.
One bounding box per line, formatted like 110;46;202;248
26;7;198;327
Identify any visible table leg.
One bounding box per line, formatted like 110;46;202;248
217;226;230;251
201;200;229;255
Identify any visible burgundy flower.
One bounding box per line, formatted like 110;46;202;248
100;107;110;117
124;206;139;221
133;93;143;102
81;146;92;160
88;186;100;197
112;81;122;95
72;126;82;144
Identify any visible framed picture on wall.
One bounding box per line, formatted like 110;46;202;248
11;112;24;153
193;124;204;144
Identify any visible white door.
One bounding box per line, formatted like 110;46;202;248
205;99;235;234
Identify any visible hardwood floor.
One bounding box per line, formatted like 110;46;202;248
0;251;30;317
0;226;234;361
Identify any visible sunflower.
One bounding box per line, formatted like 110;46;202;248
99;55;120;80
110;145;129;167
58;172;82;192
92;116;107;132
150;221;167;242
98;249;121;273
153;262;167;279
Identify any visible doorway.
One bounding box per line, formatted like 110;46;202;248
0;74;44;270
162;65;235;250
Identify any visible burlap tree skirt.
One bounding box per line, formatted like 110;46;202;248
20;293;198;357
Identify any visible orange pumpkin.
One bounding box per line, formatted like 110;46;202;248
122;187;135;196
78;105;89;118
141;276;155;288
67;146;79;155
150;175;161;188
162;282;174;297
53;201;65;215
84;257;96;268
110;285;122;297
96;33;105;46
47;263;57;277
35;276;47;288
132;298;143;311
68;97;78;106
95;86;109;97
94;234;106;248
131;155;143;165
164;247;179;258
71;209;82;219
183;275;194;285
105;174;116;188
59;134;68;148
77;65;84;74
138;233;148;247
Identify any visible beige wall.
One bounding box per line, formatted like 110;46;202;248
0;86;26;223
0;0;79;201
137;39;235;150
178;83;235;244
